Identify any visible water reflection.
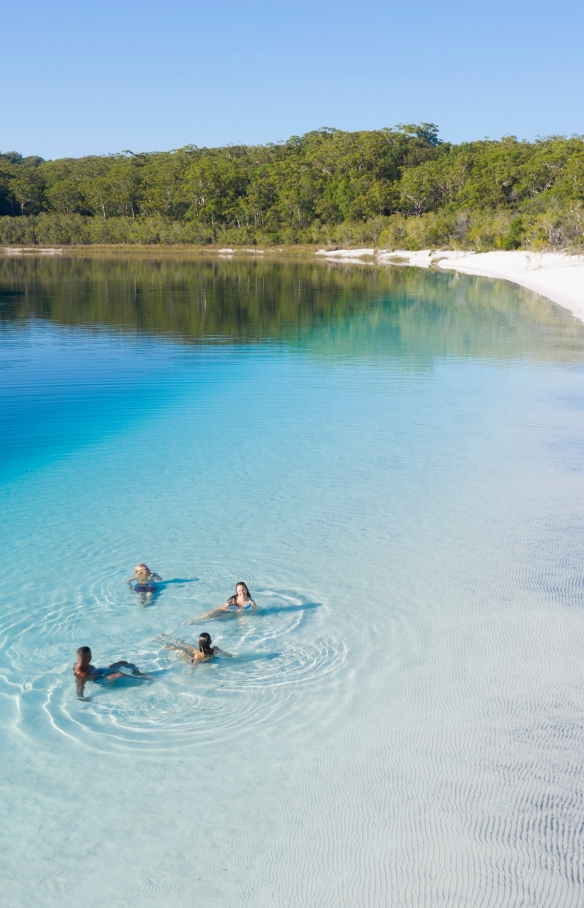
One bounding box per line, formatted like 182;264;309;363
1;255;583;363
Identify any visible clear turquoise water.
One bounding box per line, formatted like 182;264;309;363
1;257;584;907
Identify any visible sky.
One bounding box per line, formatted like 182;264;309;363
2;0;583;159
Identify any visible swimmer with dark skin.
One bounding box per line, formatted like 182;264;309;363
73;646;152;700
186;582;256;623
157;632;233;667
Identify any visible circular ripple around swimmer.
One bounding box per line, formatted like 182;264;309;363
3;585;336;753
82;570;182;614
218;637;347;690
35;635;346;755
0;593;87;654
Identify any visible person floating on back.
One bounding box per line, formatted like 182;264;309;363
185;582;256;623
158;632;233;667
126;563;162;602
73;646;152;700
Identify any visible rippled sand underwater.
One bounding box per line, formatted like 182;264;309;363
1;257;584;907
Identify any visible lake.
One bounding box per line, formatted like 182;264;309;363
1;254;584;907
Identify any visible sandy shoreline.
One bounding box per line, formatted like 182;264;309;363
317;248;584;324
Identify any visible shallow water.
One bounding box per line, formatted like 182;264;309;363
1;257;584;907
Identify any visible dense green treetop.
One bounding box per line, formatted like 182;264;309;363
1;126;583;249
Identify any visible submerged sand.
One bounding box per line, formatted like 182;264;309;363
317;249;584;324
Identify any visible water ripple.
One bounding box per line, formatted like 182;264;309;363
1;586;343;754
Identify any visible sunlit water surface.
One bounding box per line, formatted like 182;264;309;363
1;256;584;907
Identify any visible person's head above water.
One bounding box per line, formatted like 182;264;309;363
135;563;151;576
199;633;213;656
76;646;92;668
235;582;251;598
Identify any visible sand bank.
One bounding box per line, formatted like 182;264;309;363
317;249;584;324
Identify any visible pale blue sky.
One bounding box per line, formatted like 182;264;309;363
2;0;583;159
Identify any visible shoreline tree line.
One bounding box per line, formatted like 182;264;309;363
1;125;583;250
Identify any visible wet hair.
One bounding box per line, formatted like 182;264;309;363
235;582;251;598
135;563;150;573
226;595;237;605
77;646;91;658
198;633;214;657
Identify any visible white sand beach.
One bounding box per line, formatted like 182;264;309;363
317;249;584;324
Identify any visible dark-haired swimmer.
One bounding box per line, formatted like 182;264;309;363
126;564;162;601
73;646;152;700
158;633;233;667
185;582;256;624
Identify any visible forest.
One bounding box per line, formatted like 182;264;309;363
1;124;583;250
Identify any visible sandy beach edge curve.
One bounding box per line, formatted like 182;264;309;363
316;249;584;325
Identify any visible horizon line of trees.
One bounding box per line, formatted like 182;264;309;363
1;124;583;251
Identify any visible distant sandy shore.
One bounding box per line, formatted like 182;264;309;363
317;249;584;325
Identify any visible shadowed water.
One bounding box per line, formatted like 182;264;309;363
1;255;584;907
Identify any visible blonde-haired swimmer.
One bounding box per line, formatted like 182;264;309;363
126;563;162;600
157;633;233;667
185;582;256;624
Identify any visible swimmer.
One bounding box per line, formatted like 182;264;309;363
126;563;162;599
185;582;256;623
157;632;233;667
73;646;152;700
